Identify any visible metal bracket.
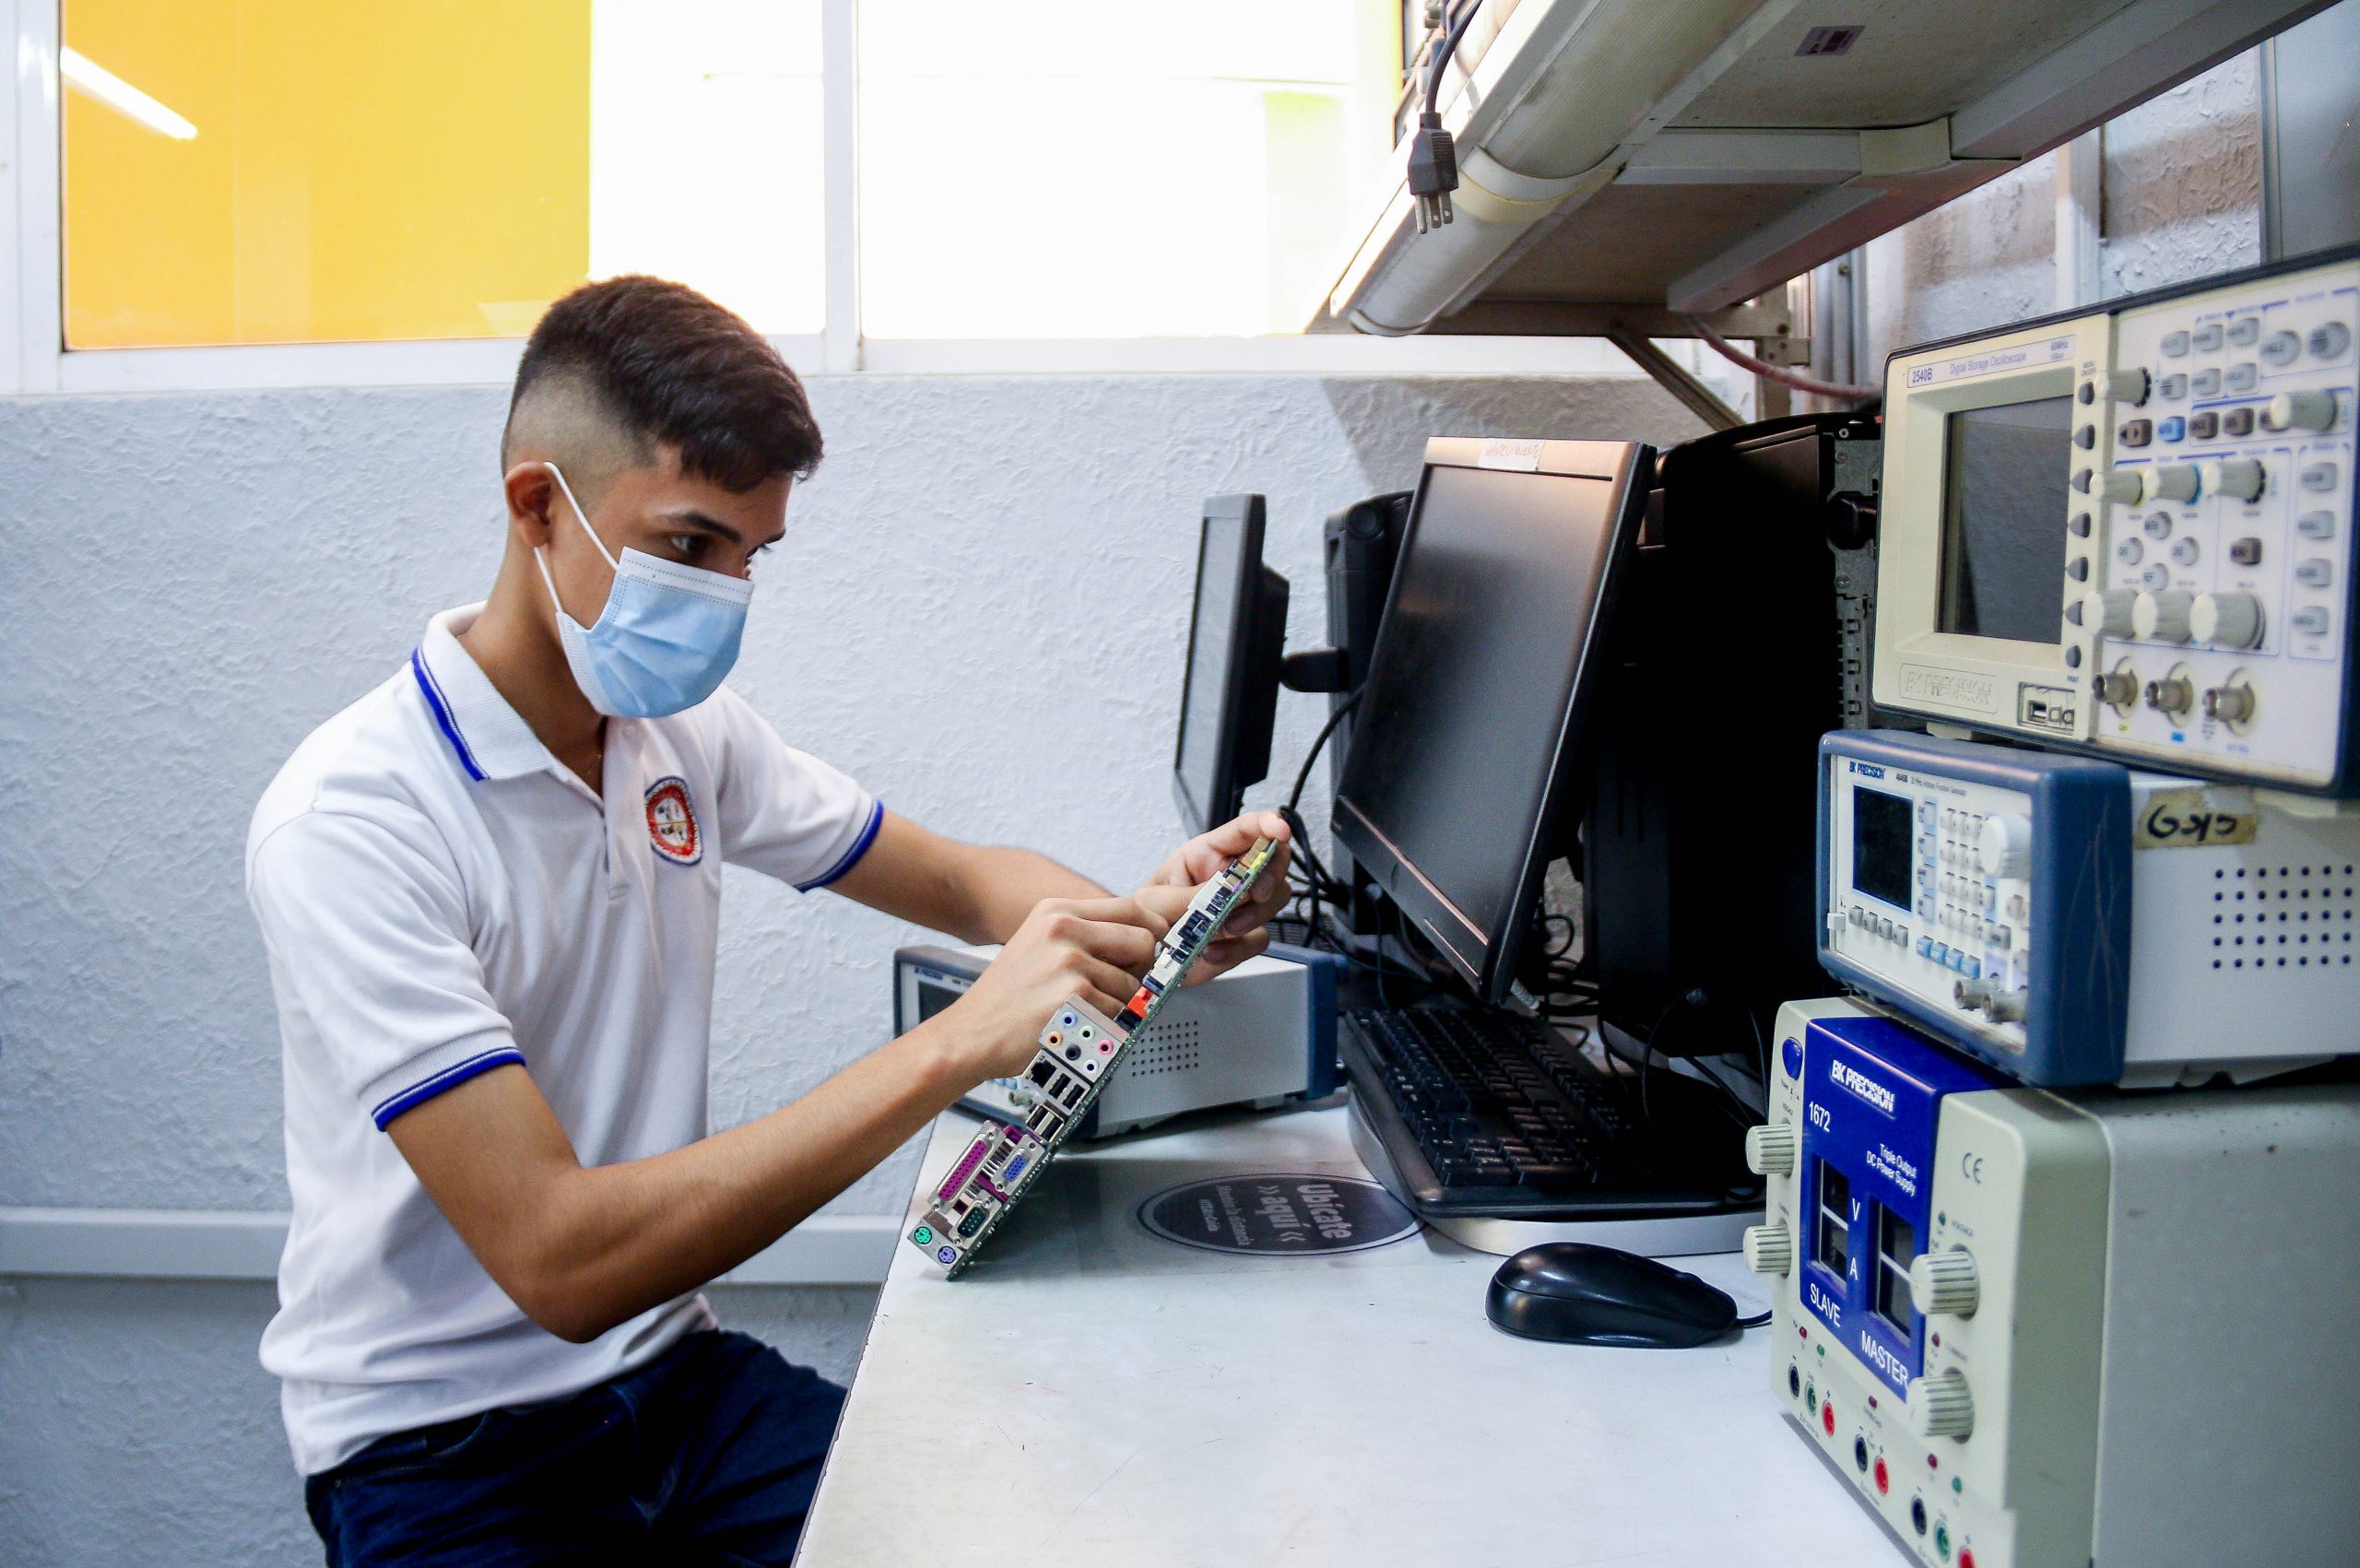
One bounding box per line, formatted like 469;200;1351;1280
1600;324;1744;433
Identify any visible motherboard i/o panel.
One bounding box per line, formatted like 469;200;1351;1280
907;838;1280;1277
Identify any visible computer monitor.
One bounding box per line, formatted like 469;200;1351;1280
1172;495;1291;836
1332;438;1650;1004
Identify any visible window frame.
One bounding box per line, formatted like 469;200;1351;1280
2;0;1628;392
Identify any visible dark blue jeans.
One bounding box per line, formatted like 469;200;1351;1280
305;1329;846;1566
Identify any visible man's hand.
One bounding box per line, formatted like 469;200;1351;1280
1136;810;1293;983
938;896;1170;1084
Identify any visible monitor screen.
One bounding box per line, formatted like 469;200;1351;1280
1850;786;1914;910
1938;396;2072;645
1174;523;1246;822
1172;497;1282;836
1334;456;1634;993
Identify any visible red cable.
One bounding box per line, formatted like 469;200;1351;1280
1685;313;1878;402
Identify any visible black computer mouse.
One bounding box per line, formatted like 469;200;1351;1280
1484;1242;1739;1348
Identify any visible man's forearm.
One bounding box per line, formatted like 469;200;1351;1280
438;1019;978;1343
953;843;1105;943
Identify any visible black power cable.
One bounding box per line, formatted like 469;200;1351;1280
1407;2;1482;231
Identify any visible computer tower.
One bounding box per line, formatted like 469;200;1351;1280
1582;412;1880;1061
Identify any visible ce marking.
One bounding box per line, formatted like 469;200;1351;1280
1960;1151;1986;1184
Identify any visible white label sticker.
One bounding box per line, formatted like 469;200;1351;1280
1477;438;1545;472
1904;335;2076;389
2135;789;2260;849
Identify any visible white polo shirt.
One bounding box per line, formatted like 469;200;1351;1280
246;604;879;1475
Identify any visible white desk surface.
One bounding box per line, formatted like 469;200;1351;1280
797;1101;1897;1568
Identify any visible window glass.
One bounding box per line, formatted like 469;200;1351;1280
61;0;824;348
589;0;825;336
857;0;1399;338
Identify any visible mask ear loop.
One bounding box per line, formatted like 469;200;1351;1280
531;461;620;616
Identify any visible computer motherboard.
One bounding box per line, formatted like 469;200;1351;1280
907;837;1280;1277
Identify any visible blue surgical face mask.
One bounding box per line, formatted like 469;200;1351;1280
532;463;754;718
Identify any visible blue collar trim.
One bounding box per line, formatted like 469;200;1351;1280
411;647;488;783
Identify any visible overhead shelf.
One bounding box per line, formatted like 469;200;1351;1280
1314;0;2331;339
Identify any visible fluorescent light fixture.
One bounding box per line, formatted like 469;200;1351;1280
61;47;198;141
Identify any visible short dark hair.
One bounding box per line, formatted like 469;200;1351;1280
506;276;822;488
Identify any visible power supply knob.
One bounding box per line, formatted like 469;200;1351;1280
1908;1247;1982;1317
1744;1123;1799;1177
1907;1370;1976;1441
2265;390;2339;433
2140;464;2201;505
2133;589;2194;643
1742;1222;1794;1277
2190;591;2265;650
2201;457;2266;503
1976;815;2032;879
2077;588;2136;638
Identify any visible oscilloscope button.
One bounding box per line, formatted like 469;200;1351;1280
2161;331;2190;358
2192;323;2224;352
2311;321;2354;360
2262;330;2301;366
2228;316;2261;347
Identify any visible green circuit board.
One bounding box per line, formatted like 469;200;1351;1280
907;838;1280;1278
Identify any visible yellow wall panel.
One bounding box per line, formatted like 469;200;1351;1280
64;1;591;348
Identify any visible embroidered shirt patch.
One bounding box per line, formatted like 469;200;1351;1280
644;776;702;865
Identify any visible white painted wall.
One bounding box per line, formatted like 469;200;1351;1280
1863;50;2265;360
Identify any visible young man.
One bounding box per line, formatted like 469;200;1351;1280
246;275;1290;1565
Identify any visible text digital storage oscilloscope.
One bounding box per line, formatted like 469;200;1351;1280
1872;247;2358;793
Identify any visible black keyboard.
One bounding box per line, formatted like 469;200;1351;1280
1342;1003;1759;1220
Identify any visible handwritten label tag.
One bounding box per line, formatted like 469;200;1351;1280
2136;789;2259;849
1476;438;1545;472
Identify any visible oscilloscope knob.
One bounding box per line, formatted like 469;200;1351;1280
2095;368;2150;407
2201;457;2266;503
1743;1122;1799;1177
2140;464;2201;505
1907;1370;1976;1441
1908;1248;1982;1317
2132;590;2194;643
1742;1223;1793;1277
2265;389;2339;434
2095;470;2143;504
1975;816;2031;880
2077;588;2136;638
2191;591;2265;651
